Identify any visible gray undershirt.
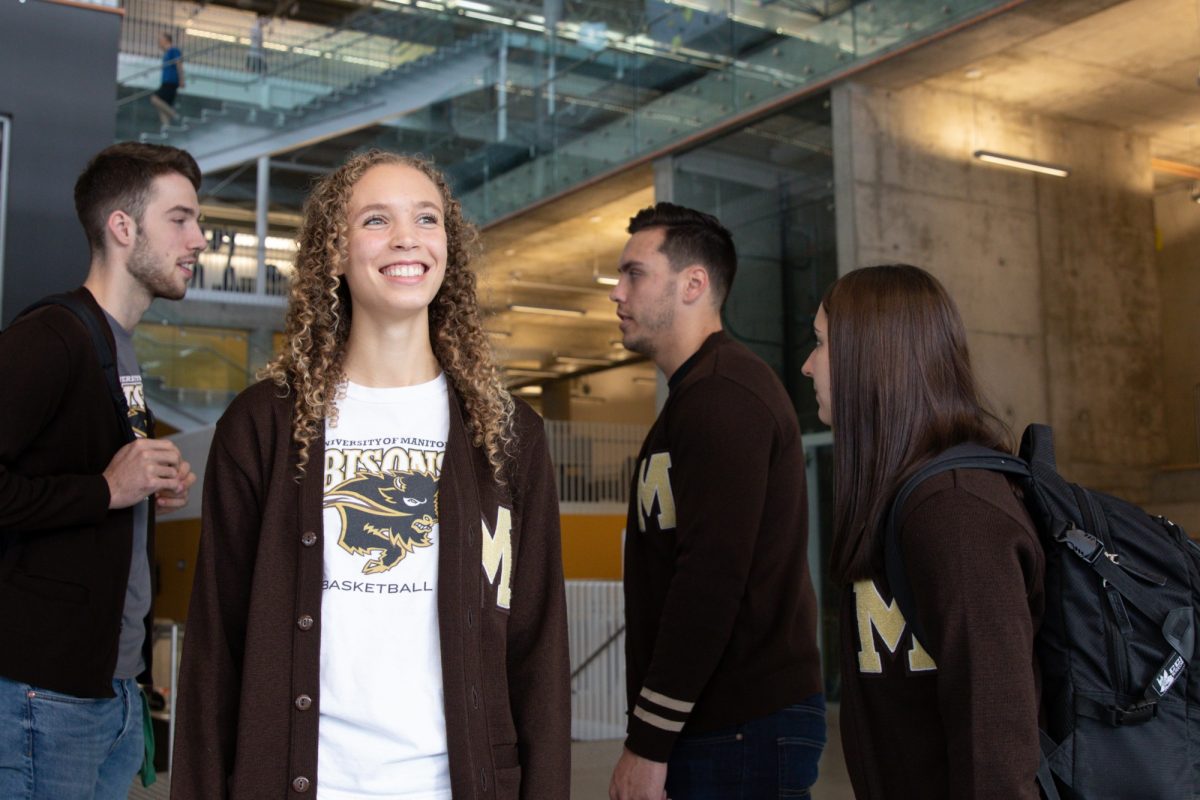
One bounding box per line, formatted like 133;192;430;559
104;310;151;680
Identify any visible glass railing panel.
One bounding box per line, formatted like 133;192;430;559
452;0;1006;223
189;230;296;297
116;0;458;138
134;324;252;396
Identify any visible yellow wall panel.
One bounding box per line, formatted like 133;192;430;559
560;514;624;580
154;518;201;622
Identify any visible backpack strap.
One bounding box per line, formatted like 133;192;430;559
883;443;1030;651
882;446;1057;798
16;293;137;445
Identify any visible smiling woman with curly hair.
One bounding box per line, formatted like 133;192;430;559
172;150;571;800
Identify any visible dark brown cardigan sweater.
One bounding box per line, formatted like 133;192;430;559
839;467;1044;799
170;379;570;800
622;331;824;762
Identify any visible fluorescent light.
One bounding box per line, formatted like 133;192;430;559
185;28;238;42
452;0;493;10
505;368;562;378
594;275;619;286
555;355;612;366
508;304;586;318
462;9;514;24
973;150;1069;178
485;329;512;338
513;385;543;396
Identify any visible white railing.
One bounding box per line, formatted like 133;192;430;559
544;420;646;508
567;579;626;740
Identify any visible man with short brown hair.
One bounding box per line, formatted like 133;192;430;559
609;203;825;800
0;142;204;800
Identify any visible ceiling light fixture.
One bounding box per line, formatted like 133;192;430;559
485;329;512;338
555;355;613;366
973;150;1069;178
594;275;620;286
508;303;586;318
504;368;562;378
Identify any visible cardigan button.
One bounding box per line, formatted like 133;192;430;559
471;685;480;709
297;614;314;631
466;608;474;629
301;531;318;547
292;776;310;793
295;694;313;711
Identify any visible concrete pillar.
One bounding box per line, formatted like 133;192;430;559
833;81;1166;500
1154;185;1200;466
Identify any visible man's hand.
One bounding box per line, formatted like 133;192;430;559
155;457;196;514
609;748;668;800
103;439;189;509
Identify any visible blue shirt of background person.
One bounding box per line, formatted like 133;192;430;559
162;45;181;85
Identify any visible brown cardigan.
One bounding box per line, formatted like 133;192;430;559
171;379;570;799
839;467;1044;800
622;331;823;761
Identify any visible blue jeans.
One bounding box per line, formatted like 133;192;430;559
0;676;144;800
666;694;826;799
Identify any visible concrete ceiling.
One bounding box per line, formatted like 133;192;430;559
852;0;1200;187
477;164;655;386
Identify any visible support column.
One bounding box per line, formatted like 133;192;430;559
255;155;269;296
497;32;508;143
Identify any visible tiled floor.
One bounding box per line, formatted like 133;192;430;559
131;707;854;799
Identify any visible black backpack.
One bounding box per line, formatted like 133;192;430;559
885;424;1199;800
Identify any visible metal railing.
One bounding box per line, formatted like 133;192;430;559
544;420;646;506
567;580;626;740
116;0;449;138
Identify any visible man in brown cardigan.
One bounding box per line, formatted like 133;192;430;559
608;203;825;800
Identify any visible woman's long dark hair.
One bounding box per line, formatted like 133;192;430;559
825;264;1012;582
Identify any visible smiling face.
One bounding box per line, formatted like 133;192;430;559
338;163;449;327
801;303;831;427
125;172;205;301
609;227;681;359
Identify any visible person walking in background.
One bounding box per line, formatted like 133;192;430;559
608;203;825;800
150;32;184;127
246;16;267;74
0;142;202;800
802;264;1043;799
171;150;571;800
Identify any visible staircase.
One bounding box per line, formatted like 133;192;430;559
141;30;500;173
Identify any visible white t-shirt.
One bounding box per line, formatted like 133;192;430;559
318;375;452;800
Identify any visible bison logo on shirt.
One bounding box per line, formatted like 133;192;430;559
324;469;439;574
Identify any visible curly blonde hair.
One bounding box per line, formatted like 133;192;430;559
262;150;515;482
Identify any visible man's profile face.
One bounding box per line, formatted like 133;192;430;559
125;172;206;301
610;226;680;358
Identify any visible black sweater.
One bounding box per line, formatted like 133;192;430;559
623;331;823;761
0;288;153;698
